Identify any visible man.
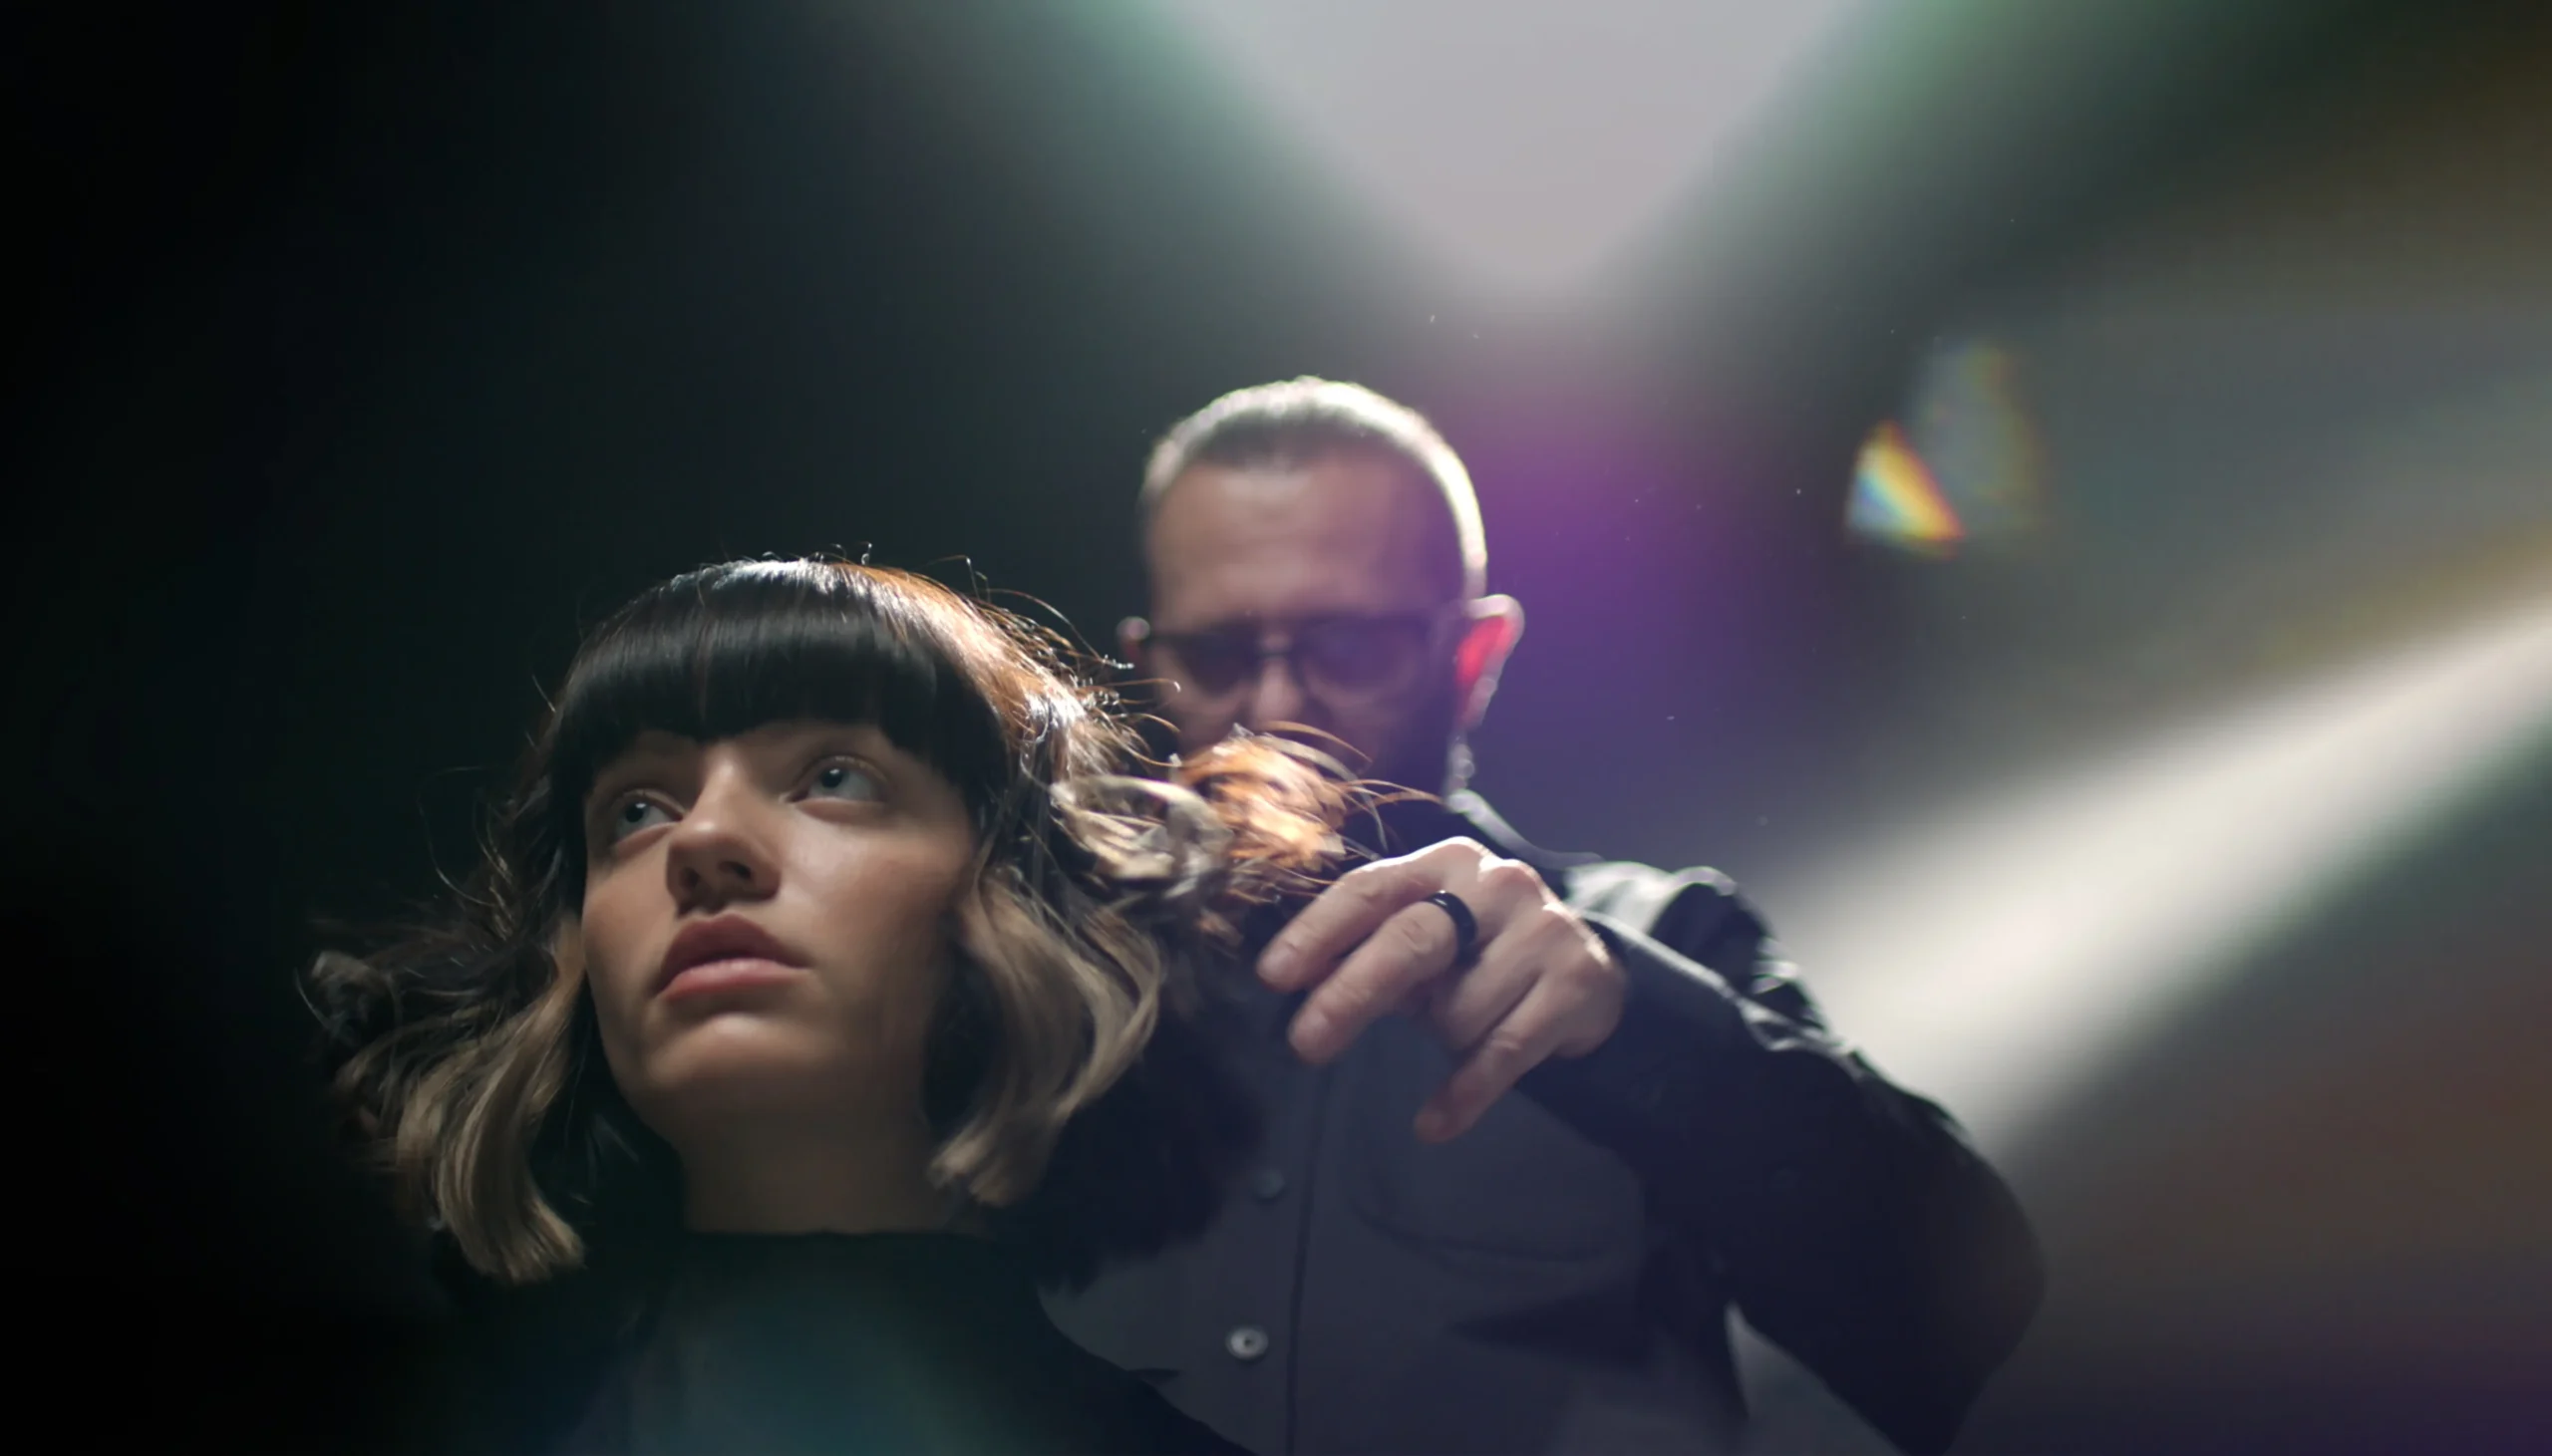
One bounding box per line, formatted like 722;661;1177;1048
1046;379;2043;1455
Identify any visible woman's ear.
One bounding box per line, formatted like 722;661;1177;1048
922;886;1000;1142
1453;595;1526;731
941;864;998;969
548;917;587;992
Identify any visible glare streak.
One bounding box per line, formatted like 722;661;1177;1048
1764;590;2552;1154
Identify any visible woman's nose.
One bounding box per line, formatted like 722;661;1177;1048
663;779;779;910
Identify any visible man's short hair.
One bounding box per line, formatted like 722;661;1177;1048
1140;378;1487;599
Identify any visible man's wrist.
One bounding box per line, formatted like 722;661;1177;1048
1520;917;1746;1154
1520;916;1880;1215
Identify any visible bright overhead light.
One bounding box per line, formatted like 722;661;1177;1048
1154;0;1859;296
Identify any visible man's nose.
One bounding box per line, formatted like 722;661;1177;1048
1241;652;1310;730
663;777;779;912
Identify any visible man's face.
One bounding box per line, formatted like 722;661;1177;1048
1138;453;1467;790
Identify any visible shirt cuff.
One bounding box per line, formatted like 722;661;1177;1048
1520;913;1882;1219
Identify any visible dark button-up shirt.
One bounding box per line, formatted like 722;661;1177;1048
1046;793;2043;1455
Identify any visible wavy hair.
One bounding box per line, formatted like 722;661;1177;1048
309;560;1354;1288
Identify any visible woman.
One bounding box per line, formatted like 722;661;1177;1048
311;558;1355;1454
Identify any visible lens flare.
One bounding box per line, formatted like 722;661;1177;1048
1848;339;2051;555
1847;421;1964;553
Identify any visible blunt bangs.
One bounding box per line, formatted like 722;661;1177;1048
544;561;1016;825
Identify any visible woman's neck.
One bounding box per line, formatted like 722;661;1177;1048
676;1115;950;1237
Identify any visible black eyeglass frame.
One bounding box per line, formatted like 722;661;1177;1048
1124;603;1471;705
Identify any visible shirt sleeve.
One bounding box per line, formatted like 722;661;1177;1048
1518;869;2047;1456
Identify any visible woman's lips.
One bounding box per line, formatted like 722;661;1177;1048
655;915;805;1001
659;956;801;1003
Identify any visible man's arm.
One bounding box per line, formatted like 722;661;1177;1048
1524;870;2046;1456
1256;840;2043;1452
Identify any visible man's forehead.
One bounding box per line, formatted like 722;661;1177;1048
1145;456;1459;622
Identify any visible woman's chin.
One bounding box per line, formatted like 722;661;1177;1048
631;1018;863;1115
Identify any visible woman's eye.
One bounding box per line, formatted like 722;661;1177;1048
607;797;673;843
804;761;883;803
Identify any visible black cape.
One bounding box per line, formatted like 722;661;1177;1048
521;1230;1244;1455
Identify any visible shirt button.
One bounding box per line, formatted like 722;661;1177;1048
1224;1324;1271;1362
1247;1167;1288;1201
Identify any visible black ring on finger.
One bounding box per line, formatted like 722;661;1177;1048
1422;890;1480;969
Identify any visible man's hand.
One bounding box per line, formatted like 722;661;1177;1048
1257;837;1626;1142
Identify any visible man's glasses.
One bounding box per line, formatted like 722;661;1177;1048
1131;607;1463;706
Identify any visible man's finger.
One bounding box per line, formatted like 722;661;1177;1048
1414;978;1580;1143
1425;928;1540;1053
1288;895;1469;1062
1259;841;1477;991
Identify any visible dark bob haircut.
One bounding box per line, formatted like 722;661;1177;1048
312;559;1356;1289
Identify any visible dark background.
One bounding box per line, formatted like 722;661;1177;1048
10;2;2546;1451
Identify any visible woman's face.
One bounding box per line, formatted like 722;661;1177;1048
575;719;977;1147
